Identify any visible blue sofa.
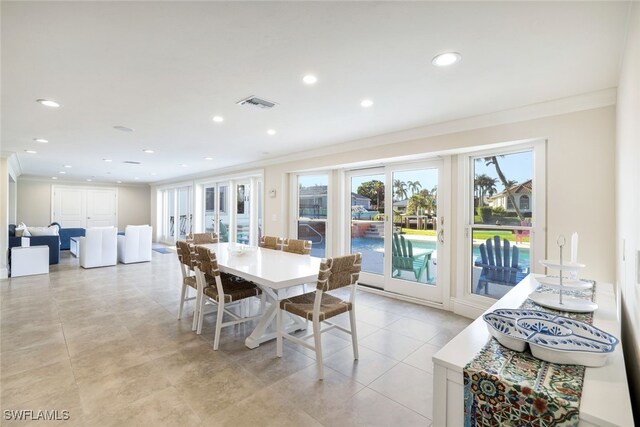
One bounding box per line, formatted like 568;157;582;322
50;222;85;250
8;224;60;265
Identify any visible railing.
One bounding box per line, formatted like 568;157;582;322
298;223;324;245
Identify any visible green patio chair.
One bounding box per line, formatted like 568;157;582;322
392;233;433;282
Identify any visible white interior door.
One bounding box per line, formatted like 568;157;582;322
53;187;86;227
86;189;117;227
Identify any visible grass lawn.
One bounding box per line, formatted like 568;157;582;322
400;227;530;243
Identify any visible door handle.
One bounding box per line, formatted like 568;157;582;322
438;229;444;244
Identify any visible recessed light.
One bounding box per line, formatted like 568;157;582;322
142;149;154;154
134;177;140;180
432;52;461;67
212;116;224;123
113;125;134;132
302;74;318;85
33;138;48;143
59;171;66;174
180;164;188;167
103;159;112;162
267;129;276;136
117;181;122;184
151;172;157;176
64;165;72;168
360;99;374;108
204;157;213;161
24;150;37;154
86;179;92;182
51;177;58;180
36;99;60;108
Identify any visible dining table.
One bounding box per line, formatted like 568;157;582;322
196;242;323;349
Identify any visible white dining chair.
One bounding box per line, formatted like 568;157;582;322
276;253;362;380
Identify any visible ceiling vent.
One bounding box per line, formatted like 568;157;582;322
236;95;277;110
123;160;141;165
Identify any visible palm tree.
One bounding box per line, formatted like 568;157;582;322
484;157;524;221
474;174;497;207
407;180;422;196
393;179;408;201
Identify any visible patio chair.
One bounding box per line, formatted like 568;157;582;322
476;235;526;294
276;253;362;380
392;233;432;282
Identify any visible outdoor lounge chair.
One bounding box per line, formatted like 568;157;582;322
476;235;526;294
392;233;432;282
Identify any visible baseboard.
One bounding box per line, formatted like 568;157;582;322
358;284;447;311
0;267;8;279
451;297;487;320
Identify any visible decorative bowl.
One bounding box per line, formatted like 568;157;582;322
482;308;618;366
227;244;257;256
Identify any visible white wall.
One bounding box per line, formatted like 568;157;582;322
16;179;151;229
616;1;640;416
263;106;616;286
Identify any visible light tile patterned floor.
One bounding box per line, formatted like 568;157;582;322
0;249;471;426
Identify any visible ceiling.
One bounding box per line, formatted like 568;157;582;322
1;1;631;184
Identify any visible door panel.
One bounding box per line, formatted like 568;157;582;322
86;189;117;227
53;188;85;227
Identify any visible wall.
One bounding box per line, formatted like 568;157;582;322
0;158;9;278
616;1;640;417
16;179;151;229
263;106;616;287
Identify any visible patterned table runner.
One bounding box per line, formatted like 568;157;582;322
463;282;595;427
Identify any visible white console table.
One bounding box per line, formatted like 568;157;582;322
11;246;49;277
432;275;633;426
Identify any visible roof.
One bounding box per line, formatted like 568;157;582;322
488;179;533;200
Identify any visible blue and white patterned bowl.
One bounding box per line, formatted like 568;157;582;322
482;308;618;367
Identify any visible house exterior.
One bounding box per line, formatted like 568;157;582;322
351;193;372;210
488;180;532;213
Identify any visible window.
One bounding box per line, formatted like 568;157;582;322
296;174;328;257
470;150;534;299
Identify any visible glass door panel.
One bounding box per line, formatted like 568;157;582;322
470;150;533;299
177;187;192;240
385;163;444;302
236;182;250;244
204;186;216;233
218;185;230;242
297;175;328;258
348;170;385;287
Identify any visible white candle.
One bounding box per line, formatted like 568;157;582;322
571;232;579;263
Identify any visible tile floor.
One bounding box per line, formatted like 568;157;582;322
1;249;472;426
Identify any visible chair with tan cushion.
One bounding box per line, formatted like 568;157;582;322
282;238;312;255
177;240;208;331
259;235;283;250
188;232;219;244
276;253;362;380
194;246;265;349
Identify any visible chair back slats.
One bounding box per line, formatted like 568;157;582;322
283;239;312;255
259;236;282;250
176;240;197;269
195;246;221;277
189;233;218;244
316;253;362;292
478;236;521;286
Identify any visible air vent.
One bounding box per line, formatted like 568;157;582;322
123;161;141;165
236;95;277;109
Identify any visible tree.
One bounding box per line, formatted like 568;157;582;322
407;188;436;215
484;156;524;221
357;180;385;211
474;174;497;207
393;179;408;201
407;180;422;196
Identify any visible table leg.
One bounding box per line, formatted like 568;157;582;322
244;287;307;349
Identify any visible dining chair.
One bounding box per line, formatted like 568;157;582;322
282;238;312;255
276;253;362;380
194;246;265;349
176;240;210;331
188;232;219;244
259;235;283;250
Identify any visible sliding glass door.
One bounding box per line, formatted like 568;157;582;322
346;161;448;303
296;174;328;258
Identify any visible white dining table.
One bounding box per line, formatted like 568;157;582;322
197;242;322;348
